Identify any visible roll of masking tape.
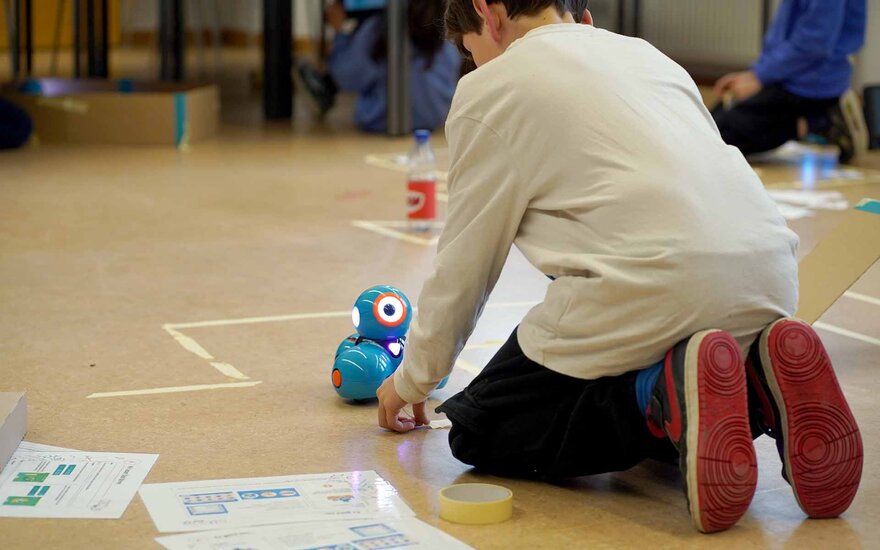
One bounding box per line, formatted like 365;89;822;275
439;483;513;525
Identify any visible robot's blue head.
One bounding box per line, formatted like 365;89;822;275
351;285;412;340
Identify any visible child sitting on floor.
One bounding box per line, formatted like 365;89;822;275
375;0;863;534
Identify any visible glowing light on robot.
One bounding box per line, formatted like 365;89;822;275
387;341;402;357
352;306;360;328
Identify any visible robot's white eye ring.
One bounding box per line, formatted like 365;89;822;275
373;293;407;327
352;306;360;328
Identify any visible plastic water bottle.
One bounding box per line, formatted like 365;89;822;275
407;129;437;232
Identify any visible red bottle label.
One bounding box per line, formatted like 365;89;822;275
407;180;436;220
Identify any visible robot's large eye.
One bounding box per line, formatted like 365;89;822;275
373;293;407;327
352;306;360;328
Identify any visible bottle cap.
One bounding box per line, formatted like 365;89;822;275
414;129;431;144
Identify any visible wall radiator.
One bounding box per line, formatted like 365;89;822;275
591;0;773;75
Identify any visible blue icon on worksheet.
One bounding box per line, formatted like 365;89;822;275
236;488;299;500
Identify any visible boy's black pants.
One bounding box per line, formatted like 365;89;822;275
711;85;838;156
435;329;677;480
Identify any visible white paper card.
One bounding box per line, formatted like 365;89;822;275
768;190;849;210
0;449;157;518
140;471;415;533
155;517;474;550
17;442;78;453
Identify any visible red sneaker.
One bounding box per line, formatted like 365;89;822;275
746;318;863;518
648;330;757;533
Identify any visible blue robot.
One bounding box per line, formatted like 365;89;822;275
331;285;447;400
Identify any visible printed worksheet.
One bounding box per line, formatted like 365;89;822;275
16;442;78;453
0;449;158;518
155;517;475;550
139;471;415;533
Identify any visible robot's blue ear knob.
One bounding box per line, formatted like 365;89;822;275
331;340;396;400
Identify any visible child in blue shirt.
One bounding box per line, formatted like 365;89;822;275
712;0;866;162
301;0;460;133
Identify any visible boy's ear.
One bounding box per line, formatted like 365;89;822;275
580;8;594;25
472;0;502;42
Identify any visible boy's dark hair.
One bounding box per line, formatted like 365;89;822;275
567;0;590;22
371;0;447;68
444;0;568;40
409;0;449;57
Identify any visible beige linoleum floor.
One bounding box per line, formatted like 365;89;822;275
1;47;880;549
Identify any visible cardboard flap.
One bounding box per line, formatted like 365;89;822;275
1;78;211;97
0;393;27;473
796;199;880;323
0;79;218;146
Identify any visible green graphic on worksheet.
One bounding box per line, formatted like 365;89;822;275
3;496;41;506
13;472;48;482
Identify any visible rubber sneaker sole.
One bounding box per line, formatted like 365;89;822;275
758;318;863;518
684;330;757;533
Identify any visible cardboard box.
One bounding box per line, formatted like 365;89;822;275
0;392;27;473
0;78;219;147
797;198;880;323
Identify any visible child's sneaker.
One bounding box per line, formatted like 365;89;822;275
818;90;868;165
297;62;337;115
745;318;863;518
647;330;757;533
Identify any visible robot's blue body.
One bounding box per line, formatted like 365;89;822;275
331;285;447;400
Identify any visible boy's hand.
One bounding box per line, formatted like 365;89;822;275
713;70;762;102
325;1;347;32
377;376;429;432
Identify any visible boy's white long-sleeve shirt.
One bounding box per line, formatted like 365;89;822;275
393;24;799;404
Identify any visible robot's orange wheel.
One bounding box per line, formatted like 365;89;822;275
331;368;343;388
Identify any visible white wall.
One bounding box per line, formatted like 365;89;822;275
120;0;157;31
119;0;878;89
640;0;763;68
120;0;321;38
592;0;877;89
854;0;880;88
